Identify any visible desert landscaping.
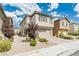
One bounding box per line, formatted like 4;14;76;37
1;3;79;56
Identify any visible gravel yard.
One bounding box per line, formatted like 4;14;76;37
0;35;72;56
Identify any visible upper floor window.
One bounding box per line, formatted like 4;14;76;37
49;18;52;24
0;14;4;19
62;21;64;26
62;21;68;27
66;22;68;26
39;15;47;22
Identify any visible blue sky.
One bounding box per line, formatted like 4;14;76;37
2;3;79;29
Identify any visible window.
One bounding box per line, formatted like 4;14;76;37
62;21;68;27
0;14;4;19
39;15;47;22
66;22;68;26
39;15;41;21
49;18;52;24
62;21;64;26
45;17;47;22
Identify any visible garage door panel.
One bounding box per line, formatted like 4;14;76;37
38;30;51;38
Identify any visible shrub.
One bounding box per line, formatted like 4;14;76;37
30;39;36;46
68;33;79;36
62;36;73;40
38;38;48;42
45;41;48;45
0;40;11;52
59;33;64;38
0;32;4;40
9;37;14;42
76;37;79;39
0;36;2;40
36;36;40;40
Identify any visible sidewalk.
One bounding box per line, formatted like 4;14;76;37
16;40;79;56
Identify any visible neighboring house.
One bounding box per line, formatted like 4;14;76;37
20;11;53;38
53;18;70;37
14;29;19;35
0;4;6;32
69;23;79;33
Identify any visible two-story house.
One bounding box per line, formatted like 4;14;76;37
69;23;79;33
0;4;6;31
20;11;53;38
53;18;70;37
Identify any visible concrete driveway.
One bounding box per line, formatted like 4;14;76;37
16;40;79;56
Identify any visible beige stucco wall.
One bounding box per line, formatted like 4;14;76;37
35;14;53;38
0;9;4;31
20;16;30;36
35;14;53;28
60;19;69;30
31;14;36;24
69;24;79;33
0;18;3;31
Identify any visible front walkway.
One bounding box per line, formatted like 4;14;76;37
0;35;73;56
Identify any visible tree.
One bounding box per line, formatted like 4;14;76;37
1;17;14;41
26;22;38;40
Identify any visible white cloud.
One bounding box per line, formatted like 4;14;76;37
50;11;61;17
2;3;42;28
48;3;59;11
74;3;79;13
9;3;41;20
75;14;79;17
74;3;79;17
3;3;41;15
4;11;23;24
70;19;74;23
13;10;24;16
4;11;17;18
53;18;58;21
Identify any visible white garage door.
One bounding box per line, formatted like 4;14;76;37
38;30;51;38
